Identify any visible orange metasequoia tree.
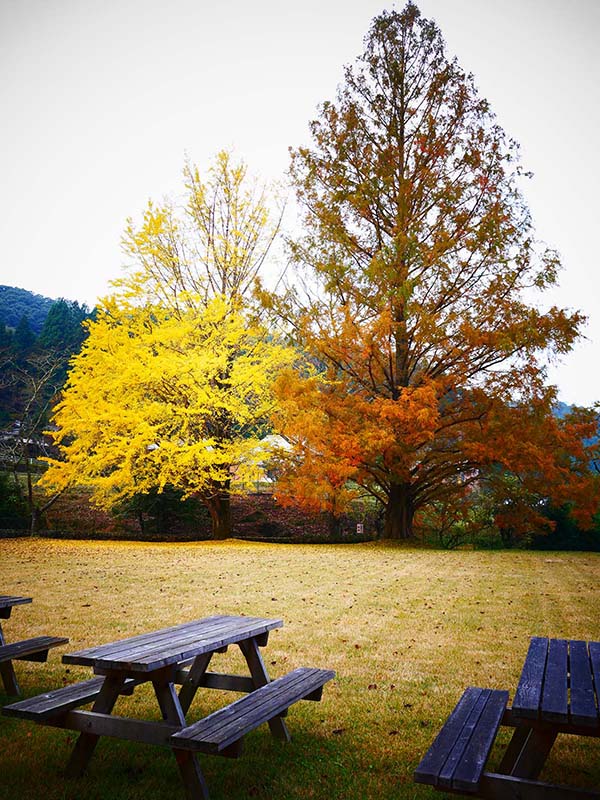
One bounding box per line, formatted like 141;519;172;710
268;3;598;539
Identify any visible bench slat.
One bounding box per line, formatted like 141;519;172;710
171;667;334;754
542;639;568;723
415;687;483;785
452;690;508;792
0;636;68;664
3;676;138;720
589;642;600;719
512;637;547;719
415;687;508;793
0;596;32;607
190;669;328;743
569;640;598;727
438;689;490;788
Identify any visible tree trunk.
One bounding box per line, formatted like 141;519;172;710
384;482;414;539
206;483;232;540
28;487;64;535
26;465;38;533
156;496;166;535
326;511;340;540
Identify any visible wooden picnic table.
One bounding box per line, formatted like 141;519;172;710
0;595;33;618
3;614;334;800
499;637;600;788
415;636;600;798
0;595;68;696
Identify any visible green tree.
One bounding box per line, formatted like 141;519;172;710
0;317;13;349
0;470;28;527
0;349;69;531
38;298;91;351
0;300;93;532
13;314;36;355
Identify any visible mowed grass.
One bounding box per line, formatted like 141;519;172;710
0;537;599;800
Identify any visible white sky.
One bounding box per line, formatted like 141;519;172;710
1;0;598;406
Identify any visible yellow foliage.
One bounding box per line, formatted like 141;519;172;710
117;150;282;312
42;153;292;523
42;293;295;509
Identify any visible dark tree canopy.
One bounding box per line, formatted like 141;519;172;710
13;315;36;354
38;298;91;352
0;285;54;335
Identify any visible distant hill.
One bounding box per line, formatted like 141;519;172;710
0;285;55;335
554;401;573;418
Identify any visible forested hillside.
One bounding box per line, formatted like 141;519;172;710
0;285;55;334
0;287;95;530
0;291;93;425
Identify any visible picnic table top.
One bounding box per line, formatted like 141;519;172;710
62;614;283;674
0;595;32;619
0;595;32;610
512;636;600;730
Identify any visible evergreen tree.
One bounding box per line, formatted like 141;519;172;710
0;317;13;350
13;314;36;354
38;299;91;352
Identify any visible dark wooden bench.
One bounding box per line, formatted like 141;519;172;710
3;676;138;721
414;686;508;793
0;636;69;665
0;635;69;696
171;667;335;756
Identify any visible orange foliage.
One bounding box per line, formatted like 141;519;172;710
269;5;599;539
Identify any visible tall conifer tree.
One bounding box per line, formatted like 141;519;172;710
272;3;596;538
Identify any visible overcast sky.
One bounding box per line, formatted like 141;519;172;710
1;0;598;405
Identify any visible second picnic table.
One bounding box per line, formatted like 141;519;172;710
3;614;334;799
0;595;68;696
415;635;600;798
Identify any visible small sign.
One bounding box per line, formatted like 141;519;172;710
356;523;364;535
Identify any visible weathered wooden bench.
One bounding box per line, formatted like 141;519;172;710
414;686;508;794
0;636;69;696
0;636;69;666
0;595;69;696
415;662;600;799
171;667;335;757
3;675;138;721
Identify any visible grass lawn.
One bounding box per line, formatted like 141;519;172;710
0;537;599;799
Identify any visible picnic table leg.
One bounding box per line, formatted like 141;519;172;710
153;669;210;800
65;673;126;778
497;723;531;773
0;661;20;696
0;622;21;696
499;724;557;780
238;637;291;742
178;652;213;715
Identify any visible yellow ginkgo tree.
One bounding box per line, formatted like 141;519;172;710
41;153;293;538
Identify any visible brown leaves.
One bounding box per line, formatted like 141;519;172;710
269;6;596;539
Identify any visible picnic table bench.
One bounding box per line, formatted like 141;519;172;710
3;614;335;800
0;595;68;697
415;637;600;799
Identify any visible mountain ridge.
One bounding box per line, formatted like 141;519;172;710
0;285;55;335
